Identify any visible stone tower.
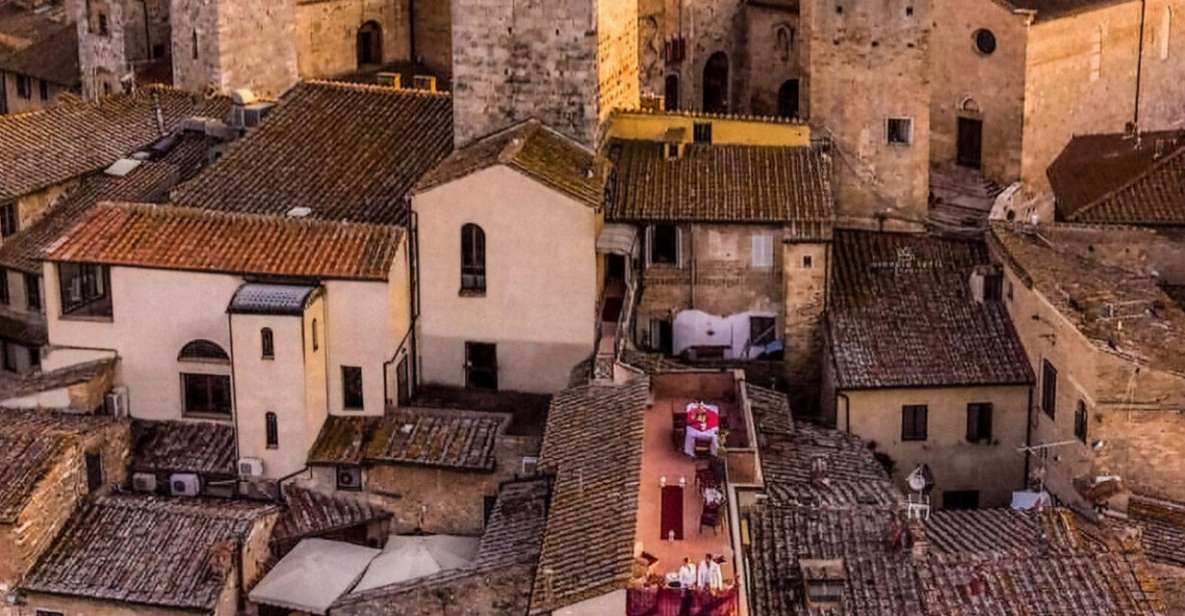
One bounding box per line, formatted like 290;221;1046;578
803;0;931;229
450;0;640;147
72;0;172;99
170;0;299;98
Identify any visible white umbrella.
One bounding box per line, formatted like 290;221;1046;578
352;534;480;593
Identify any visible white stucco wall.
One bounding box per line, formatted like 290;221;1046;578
413;165;600;394
323;279;399;416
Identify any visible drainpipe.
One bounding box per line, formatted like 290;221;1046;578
1133;0;1148;128
1023;384;1034;490
688;225;696;310
226;313;241;476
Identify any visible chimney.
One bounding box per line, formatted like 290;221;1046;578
376;72;402;89
412;75;437;93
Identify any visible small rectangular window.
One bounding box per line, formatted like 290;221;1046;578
336;466;362;491
261;328;274;359
39;80;48;101
802;254;814;269
16;76;31;99
342;366;364;410
1074;401;1089;444
24;273;40;312
98;13;109;36
182;373;232;416
648;225;680;266
58;263;110;317
265;412;279;449
1;203;18;237
0;270;9;306
751;234;774;268
750;316;777;347
693;122;713;144
886;118;913;145
85;452;103;493
901;405;928;441
966;403;993;442
1041;360;1058;419
34;610;65;616
2;340;18;373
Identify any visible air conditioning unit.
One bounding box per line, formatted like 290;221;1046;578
104;386;129;418
238;458;264;478
336;466;362;490
131;472;157;493
169;473;201;497
230;102;275;130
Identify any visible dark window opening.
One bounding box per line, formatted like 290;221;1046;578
777;79;800;119
261;328;274;359
192;30;199;59
59;263;111;317
312;319;319;351
179;340;230;362
702;51;729;113
342;366;364;410
1;203;18;237
901;405;928;441
465;342;498;391
38;80;48;101
85;452;102;493
974;29;997;55
693;121;713;144
396;355;411;406
2;340;21;373
943;490;980;510
664;74;680;111
1041;360;1057;419
182;373;231;416
0;270;9;306
957;116;984;169
357;21;383;66
648;225;679;266
750;316;777;347
966;403;993;442
24;273;39;312
16;75;31;99
461;224;486;293
650;319;673;355
887;118;913;145
265;412;278;449
1075;400;1088;443
98;13;109;36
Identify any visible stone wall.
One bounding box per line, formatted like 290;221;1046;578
72;0;130;98
803;0;931;229
171;0;298;97
412;0;451;77
741;4;804;118
451;0;637;147
928;0;1027;184
782;241;828;388
295;0;411;79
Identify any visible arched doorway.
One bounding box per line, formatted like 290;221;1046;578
664;74;680;111
357;21;383;67
702;52;729;113
777;79;800;119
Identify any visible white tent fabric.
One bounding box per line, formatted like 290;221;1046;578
596;223;640;258
249;538;379;615
352;534;480;593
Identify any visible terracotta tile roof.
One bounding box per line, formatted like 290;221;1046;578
0;20;78;86
22;494;276;610
131;419;237;476
272;484;391;549
923;507;1081;556
308;408;509;471
529;380;649;614
0;87;229;201
760;421;901;509
1129;494;1185;568
1068;146;1185;226
606;139;834;223
828;230;1034;389
0;408;123;523
0;358;116;404
1005;0;1138;21
0;308;46;347
990;223;1185;376
171;81;453;225
331;477;549;614
416;120;606;208
44;202;403;281
1049;131;1185;222
0;161;178;273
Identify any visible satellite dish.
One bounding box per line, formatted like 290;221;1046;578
908;471;926;492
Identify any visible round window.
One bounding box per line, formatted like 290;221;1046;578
974;29;997;55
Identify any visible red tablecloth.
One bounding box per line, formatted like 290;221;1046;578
661;485;683;540
685;403;720;432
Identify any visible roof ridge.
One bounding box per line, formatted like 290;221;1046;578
95;201;403;235
301;78;453;99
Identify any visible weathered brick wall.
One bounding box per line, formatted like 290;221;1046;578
72;0;131;98
171;0;298;97
783;241;828;388
121;0;172;64
295;0;411;79
451;0;637;147
741;5;804;118
636;0;745;112
169;0;220;93
804;0;931;229
928;0;1027;184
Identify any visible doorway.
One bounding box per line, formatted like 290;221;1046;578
777;79;800;119
357;21;383;67
957;117;983;169
702;52;729;113
664;75;680;111
465;342;498;391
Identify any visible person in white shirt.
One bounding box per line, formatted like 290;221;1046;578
706;557;724;592
696;554;713;589
677;557;697;589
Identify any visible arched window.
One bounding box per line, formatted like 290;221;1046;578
777;80;800;119
1074;400;1088;443
178;340;230;363
775;26;793;62
261;328;274;359
461;224;486;293
703;52;729;113
357;21;383;67
265;412;278;449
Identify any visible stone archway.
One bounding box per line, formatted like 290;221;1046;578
357;21;383;67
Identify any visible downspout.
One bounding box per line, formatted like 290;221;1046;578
1023;384;1034;490
408;0;418;66
382;208;420;406
688;225;696;310
1134;0;1148;127
226;313;241;475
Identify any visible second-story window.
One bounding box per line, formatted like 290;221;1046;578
1041;360;1058;420
342;366;364;410
261;328;274;359
0;270;9;306
901;405;928;441
24;273;40;312
1;203;18;237
461;223;486;293
265;412;278;449
647;224;680;266
59;263;111;318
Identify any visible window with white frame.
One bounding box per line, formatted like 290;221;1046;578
647;224;681;266
752;234;774;268
886;118;913;145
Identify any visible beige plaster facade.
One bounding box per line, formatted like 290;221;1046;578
0;73;74;115
170;0;299;97
294;0;411;79
414;165;600;394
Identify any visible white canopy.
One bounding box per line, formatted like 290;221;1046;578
596;223;640;258
249;538;379;615
351;534;480;593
